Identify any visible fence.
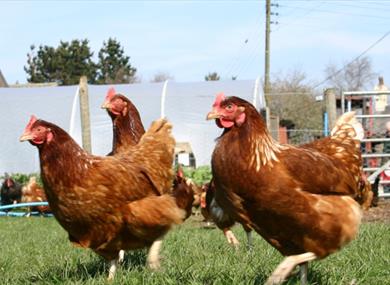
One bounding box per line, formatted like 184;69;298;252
342;90;390;198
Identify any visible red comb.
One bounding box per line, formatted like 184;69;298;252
213;92;226;107
105;87;116;101
25;115;38;132
177;166;184;178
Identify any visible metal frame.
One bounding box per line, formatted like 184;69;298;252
0;202;51;217
342;90;390;197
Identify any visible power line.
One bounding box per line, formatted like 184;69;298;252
223;15;263;79
313;29;390;89
330;2;390;12
225;20;262;79
273;0;327;32
279;4;390;21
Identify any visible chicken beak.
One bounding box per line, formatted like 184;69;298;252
101;101;110;109
19;132;34;142
206;110;220;120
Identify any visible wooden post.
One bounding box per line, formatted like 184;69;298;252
325;88;337;132
79;76;92;153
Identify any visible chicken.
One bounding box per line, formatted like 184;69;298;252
101;88;194;219
20;115;184;280
101;87;145;155
201;179;252;249
21;176;51;215
1;173;22;207
200;182;213;225
207;93;363;285
172;167;195;220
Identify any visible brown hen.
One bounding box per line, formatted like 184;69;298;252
101;88;195;220
207;93;363;285
20;116;184;280
201;179;252;248
21;176;51;215
101;87;145;155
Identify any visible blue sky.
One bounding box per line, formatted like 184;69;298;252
1;0;390;89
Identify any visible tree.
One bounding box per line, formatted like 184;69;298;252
24;40;97;85
151;72;174;83
324;56;377;91
96;38;137;84
267;70;323;143
205;72;220;81
57;40;97;85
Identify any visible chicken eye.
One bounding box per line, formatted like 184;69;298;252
225;104;234;112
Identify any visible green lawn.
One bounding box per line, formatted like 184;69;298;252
0;217;389;285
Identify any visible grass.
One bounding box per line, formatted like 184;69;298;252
0;217;389;285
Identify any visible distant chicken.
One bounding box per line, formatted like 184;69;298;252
21;176;51;215
101;88;195;219
20;116;185;280
172;167;195;220
207;93;364;284
201;179;252;248
101;87;145;155
1;173;22;207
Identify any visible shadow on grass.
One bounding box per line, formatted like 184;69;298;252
26;250;148;283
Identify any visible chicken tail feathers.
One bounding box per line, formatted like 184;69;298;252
133;118;176;195
145;118;172;135
331;111;364;141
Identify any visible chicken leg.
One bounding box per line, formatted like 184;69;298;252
265;252;317;285
147;237;164;270
118;250;125;263
223;228;240;248
246;230;253;250
300;262;309;285
107;259;119;281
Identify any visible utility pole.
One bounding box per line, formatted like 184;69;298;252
264;0;271;96
264;1;279;98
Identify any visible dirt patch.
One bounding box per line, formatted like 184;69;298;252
363;198;390;223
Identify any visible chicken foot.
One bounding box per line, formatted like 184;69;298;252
264;252;317;285
147;237;164;270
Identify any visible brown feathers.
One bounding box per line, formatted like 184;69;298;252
20;117;179;261
209;95;363;261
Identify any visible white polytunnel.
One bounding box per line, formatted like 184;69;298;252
0;79;265;174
